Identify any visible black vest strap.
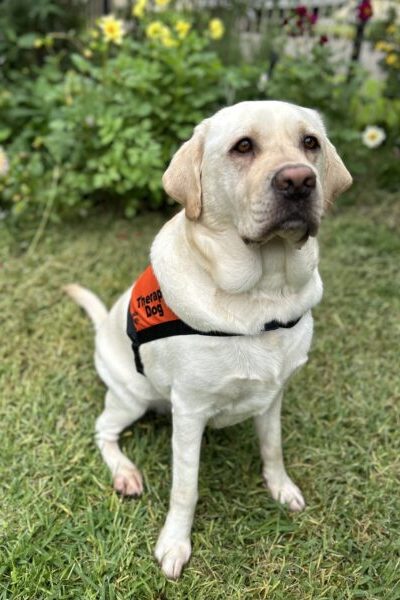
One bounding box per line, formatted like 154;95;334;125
127;309;301;376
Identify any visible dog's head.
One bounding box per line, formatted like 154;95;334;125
163;100;352;245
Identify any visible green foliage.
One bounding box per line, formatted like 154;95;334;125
367;4;400;98
0;27;256;220
0;3;399;222
0;0;85;71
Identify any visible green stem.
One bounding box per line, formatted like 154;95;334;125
26;166;61;257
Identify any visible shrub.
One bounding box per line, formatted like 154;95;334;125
0;11;257;220
368;5;400;99
0;0;85;73
0;2;398;223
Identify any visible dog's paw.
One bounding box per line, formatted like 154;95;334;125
113;466;143;497
154;531;191;580
265;473;306;512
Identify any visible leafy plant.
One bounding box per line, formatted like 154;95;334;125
0;1;399;223
0;13;256;221
368;4;400;99
0;0;85;73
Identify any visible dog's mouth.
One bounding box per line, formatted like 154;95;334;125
274;218;319;242
243;216;319;246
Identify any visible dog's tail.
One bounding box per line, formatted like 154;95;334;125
64;284;108;330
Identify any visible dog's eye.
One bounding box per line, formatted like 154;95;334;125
303;135;320;151
232;137;253;154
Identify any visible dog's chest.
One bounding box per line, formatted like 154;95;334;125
141;313;313;427
206;375;282;428
206;329;310;427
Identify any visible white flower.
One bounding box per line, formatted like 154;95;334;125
257;72;269;92
0;146;9;177
362;126;386;149
85;115;96;127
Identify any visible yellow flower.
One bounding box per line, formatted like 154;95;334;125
208;18;224;40
155;0;170;6
44;35;54;48
98;15;124;45
146;21;167;39
386;53;398;66
161;32;178;48
375;41;394;52
83;48;93;59
175;20;191;39
32;137;44;149
0;147;9;177
132;0;147;19
146;21;177;46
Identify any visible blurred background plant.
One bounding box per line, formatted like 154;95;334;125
368;3;400;97
0;0;85;70
0;0;398;225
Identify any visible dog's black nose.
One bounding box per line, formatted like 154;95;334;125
272;166;316;200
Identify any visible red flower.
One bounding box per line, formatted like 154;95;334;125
295;5;308;17
357;0;373;22
319;35;329;45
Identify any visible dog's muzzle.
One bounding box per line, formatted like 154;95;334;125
267;164;320;242
242;164;321;245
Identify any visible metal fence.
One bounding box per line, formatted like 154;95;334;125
87;0;348;18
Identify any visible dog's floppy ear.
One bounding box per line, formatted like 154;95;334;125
323;139;353;208
162;122;207;221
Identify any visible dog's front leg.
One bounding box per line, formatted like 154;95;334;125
254;391;306;512
155;403;207;579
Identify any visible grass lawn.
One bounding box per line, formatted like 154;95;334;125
0;191;399;599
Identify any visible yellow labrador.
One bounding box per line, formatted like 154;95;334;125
66;100;352;579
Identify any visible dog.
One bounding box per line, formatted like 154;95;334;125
66;100;352;579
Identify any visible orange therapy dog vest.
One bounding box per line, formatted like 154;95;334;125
129;265;179;333
127;264;302;376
